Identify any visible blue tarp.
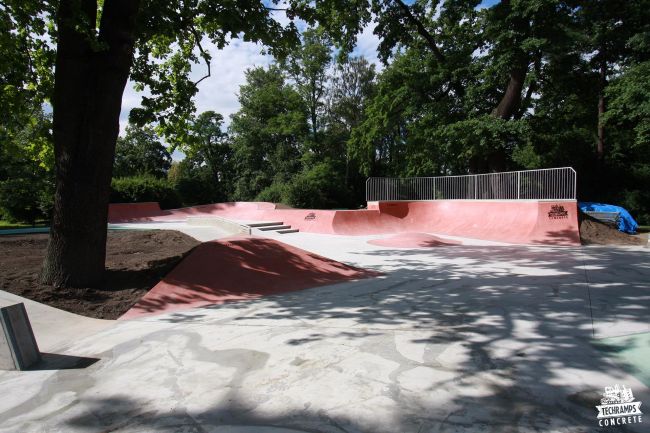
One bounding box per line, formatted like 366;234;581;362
579;202;639;234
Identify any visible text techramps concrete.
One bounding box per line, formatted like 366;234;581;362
109;199;581;246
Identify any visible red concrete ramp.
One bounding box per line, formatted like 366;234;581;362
121;236;380;319
108;202;162;222
331;200;580;245
109;200;580;246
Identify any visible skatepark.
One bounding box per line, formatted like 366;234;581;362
1;168;648;432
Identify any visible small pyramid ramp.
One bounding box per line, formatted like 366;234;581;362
121;236;381;319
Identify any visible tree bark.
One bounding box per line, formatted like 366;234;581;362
42;0;140;287
492;65;527;120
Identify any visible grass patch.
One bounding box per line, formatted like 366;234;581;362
0;220;48;230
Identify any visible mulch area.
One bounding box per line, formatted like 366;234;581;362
0;230;199;319
579;212;647;246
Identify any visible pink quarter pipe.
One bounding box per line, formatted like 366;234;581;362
109;200;580;246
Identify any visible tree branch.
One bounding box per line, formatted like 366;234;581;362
190;25;211;86
393;0;445;63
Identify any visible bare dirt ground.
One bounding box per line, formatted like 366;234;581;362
0;230;198;319
578;212;647;246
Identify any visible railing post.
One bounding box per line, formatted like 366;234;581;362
517;171;521;200
433;178;436;200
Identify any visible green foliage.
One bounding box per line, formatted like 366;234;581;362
113;124;171;178
110;175;181;209
229;66;309;200
604;61;650;149
256;182;288;204
255;161;353;209
285;161;352;209
283;28;332;145
0;175;53;224
0;107;54;224
168;160;225;206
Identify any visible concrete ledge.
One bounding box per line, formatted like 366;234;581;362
187;216;251;235
1;303;40;370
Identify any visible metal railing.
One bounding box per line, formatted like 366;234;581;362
366;167;576;201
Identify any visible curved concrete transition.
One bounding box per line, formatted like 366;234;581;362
109;199;580;246
368;232;462;248
121;236;381;319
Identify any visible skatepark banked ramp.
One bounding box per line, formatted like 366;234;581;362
109;168;580;246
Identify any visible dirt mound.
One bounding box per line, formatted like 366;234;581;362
0;230;199;319
579;212;646;246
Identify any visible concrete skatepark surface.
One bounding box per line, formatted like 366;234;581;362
367;232;463;248
108;200;581;246
0;219;648;433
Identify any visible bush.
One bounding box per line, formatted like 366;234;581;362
168;161;227;206
110;175;181;209
255;182;288;204
284;162;353;209
0;173;53;225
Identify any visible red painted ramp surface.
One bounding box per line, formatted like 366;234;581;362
333;201;581;245
109;200;580;246
121;236;381;319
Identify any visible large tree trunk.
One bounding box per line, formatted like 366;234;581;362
492;65;527;120
42;0;140;287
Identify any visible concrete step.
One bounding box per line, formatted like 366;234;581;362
277;229;299;234
247;221;284;228
257;225;291;231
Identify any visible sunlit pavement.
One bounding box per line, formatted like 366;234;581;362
0;224;648;433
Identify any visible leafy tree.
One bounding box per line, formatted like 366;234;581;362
1;0;365;287
283;28;332;147
0;108;54;224
110;175;181;209
183;111;233;198
113;124;171;178
229;66;309;200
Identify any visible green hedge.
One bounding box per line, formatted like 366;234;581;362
110;175;181;209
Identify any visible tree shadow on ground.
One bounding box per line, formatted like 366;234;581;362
4;244;647;432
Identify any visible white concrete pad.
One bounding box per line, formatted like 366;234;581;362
0;226;648;433
0;291;113;353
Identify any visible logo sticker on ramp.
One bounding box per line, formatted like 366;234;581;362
548;205;569;219
596;384;643;427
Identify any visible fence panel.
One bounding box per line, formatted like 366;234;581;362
366;167;576;202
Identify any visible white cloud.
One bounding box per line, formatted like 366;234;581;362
352;20;382;70
119;39;273;134
119;9;382;145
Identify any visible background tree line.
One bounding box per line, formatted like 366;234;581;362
2;0;649;229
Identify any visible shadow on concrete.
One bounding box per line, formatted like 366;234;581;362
29;353;99;370
7;243;644;432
